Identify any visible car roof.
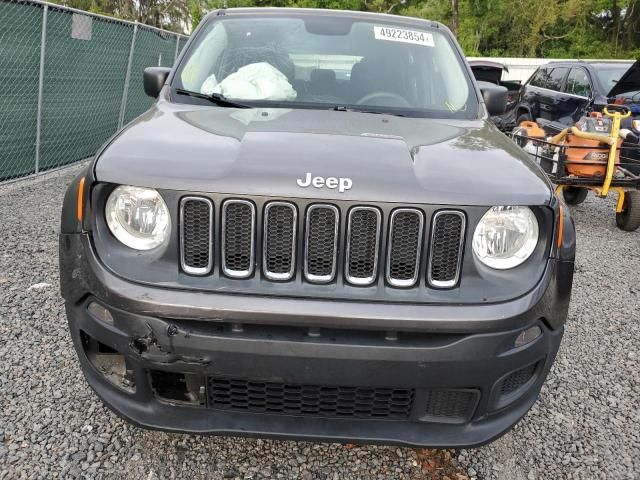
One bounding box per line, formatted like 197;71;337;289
541;60;633;69
203;7;445;30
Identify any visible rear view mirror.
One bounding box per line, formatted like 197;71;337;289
143;67;171;98
477;81;508;116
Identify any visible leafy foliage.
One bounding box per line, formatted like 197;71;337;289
53;0;640;59
49;0;191;32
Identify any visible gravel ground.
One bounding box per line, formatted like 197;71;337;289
0;164;638;479
457;192;640;479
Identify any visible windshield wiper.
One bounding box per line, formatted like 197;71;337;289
330;105;408;117
175;88;251;108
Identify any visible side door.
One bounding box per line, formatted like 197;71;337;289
520;67;549;120
536;66;569;121
562;67;592;123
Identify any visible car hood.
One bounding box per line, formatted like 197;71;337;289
95;101;551;206
607;59;640;97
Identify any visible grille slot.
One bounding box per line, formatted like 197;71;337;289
423;389;479;423
345;207;381;286
179;197;213;275
386;209;424;287
428;211;465;288
221;200;256;278
263;202;297;281
207;377;414;419
304;204;339;283
500;362;539;396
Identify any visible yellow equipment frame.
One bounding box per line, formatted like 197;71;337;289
552;106;631;205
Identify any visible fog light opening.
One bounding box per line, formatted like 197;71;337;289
80;330;135;393
514;325;542;348
499;361;541;398
88;302;114;325
150;370;205;405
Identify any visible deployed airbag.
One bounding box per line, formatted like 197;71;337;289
201;62;297;101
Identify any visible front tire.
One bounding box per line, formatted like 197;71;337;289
562;187;588;205
615;191;640;231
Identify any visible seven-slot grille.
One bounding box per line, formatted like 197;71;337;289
180;198;466;288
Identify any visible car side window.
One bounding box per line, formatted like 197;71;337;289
529;68;549;88
564;68;592;97
546;67;569;91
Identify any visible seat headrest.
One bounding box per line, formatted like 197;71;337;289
310;69;336;84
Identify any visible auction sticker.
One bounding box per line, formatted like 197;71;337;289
374;26;434;46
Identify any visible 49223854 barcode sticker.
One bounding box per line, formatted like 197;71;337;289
373;26;434;47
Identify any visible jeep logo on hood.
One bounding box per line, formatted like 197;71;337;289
297;173;353;193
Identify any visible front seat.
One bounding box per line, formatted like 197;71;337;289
350;55;409;104
309;69;339;97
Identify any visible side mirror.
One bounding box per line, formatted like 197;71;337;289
143;67;171;98
477;81;508;116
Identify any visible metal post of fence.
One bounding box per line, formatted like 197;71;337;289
174;35;180;63
35;4;48;174
118;22;137;130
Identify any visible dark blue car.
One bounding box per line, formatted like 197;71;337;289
515;60;640;173
514;60;640;126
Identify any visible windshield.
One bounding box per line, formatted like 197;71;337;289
174;14;477;118
595;64;639;97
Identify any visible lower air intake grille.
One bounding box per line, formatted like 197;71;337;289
263;202;297;280
387;209;423;287
500;362;539;396
346;207;381;285
180;197;213;275
222;200;255;278
207;377;414;419
305;205;339;282
423;389;479;423
428;211;465;288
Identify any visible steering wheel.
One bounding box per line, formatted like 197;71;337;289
356;91;412;108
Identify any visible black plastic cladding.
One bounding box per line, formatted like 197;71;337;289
500;361;540;395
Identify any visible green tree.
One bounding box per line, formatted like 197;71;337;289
50;0;191;33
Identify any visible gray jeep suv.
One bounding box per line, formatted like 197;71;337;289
59;8;576;447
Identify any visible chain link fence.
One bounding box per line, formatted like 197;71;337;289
0;0;189;182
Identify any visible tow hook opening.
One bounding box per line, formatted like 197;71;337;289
150;370;205;405
80;330;135;393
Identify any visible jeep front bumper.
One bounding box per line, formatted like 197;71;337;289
61;233;572;447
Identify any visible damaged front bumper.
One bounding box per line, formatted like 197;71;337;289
61;233;572;447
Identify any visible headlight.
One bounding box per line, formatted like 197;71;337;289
632;119;640;132
105;185;170;250
472;206;539;269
